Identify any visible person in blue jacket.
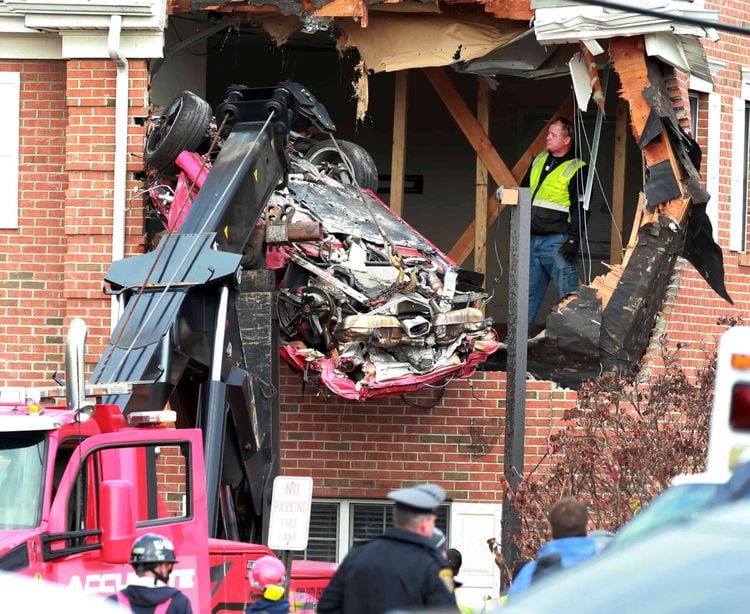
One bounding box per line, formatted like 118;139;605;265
507;497;598;598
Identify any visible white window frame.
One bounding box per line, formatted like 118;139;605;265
689;75;720;244
308;498;451;563
0;72;20;230
729;70;750;253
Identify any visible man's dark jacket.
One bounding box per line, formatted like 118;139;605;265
107;585;192;613
317;528;457;614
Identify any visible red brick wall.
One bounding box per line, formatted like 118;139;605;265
0;61;67;387
0;59;148;387
280;366;577;501
2;12;749;505
64;59;149;366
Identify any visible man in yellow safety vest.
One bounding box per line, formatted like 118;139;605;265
521;116;587;333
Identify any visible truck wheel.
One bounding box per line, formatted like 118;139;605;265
144;91;212;174
305;139;379;192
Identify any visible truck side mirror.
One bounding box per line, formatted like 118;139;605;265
100;479;136;564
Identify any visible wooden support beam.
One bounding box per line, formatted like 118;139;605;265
447;94;575;264
610;36;688;224
610;98;628;265
389;71;408;216
590;36;690;309
423;66;516;188
475;77;490;293
609;37;686;223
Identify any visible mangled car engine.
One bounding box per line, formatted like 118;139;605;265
143;86;499;400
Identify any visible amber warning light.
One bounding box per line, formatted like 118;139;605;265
731;354;750;370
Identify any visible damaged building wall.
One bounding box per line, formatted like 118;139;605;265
194;29;644;340
1;0;749;601
643;0;750;371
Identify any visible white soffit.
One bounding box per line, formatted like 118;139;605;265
4;0;154;16
62;31;164;58
0;32;61;57
533;1;719;45
680;35;713;83
0;0;166;33
645;32;690;73
24;13;165;31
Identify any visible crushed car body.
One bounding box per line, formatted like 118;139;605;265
142;86;499;401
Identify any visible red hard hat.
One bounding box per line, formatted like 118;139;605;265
249;555;287;595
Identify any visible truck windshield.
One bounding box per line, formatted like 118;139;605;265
0;431;46;529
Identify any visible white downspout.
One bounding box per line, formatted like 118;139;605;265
108;15;129;330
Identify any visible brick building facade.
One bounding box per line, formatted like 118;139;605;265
0;0;748;600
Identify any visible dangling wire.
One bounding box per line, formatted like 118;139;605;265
483;214;506;306
569;104;595;285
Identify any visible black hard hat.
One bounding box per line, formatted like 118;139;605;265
130;533;178;565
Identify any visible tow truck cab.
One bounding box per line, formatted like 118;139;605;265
0;402;333;611
707;326;750;473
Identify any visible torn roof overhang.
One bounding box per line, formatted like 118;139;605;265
337;12;529;73
185;0;534;22
532;0;719;80
454;30;577;79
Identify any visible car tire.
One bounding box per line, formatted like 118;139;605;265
144;91;212;174
305;139;379;192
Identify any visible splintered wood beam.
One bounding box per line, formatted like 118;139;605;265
610;98;628;265
588;36;690;309
389;71;408;216
447;94;575;264
609;37;686;222
591;192;645;307
423;66;516;187
478;0;534;21
315;0;368;25
475;77;490;286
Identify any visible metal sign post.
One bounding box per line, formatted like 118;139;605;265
498;187;530;589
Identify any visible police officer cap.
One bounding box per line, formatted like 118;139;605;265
388;483;445;512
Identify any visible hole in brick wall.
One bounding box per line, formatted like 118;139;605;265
133;116;148;126
133;171;147;182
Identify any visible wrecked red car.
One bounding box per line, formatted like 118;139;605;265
143;87;499;400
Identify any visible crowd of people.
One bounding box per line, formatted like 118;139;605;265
316;486;599;613
108;488;599;613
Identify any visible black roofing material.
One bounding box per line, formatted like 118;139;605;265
644;159;682;207
683;202;733;304
526;285;602;388
600;216;682;376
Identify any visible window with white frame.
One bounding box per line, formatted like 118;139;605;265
688;91;700;139
295;499;450;563
730;71;750;253
0;72;19;229
689;74;721;244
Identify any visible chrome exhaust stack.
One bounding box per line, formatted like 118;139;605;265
66;318;95;422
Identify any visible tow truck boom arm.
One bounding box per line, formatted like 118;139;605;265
90;83;334;541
